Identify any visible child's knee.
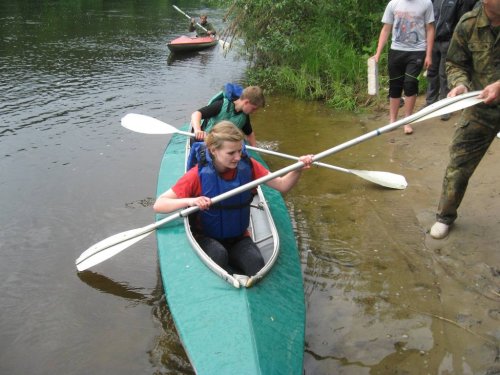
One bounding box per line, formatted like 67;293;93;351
403;79;419;97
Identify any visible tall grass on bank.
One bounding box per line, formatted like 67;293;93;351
245;27;364;110
219;0;389;110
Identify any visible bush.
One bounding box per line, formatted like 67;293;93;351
219;0;390;109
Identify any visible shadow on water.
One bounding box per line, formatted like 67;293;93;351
77;269;194;374
77;271;151;304
166;49;217;67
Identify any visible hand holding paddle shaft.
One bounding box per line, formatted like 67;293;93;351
76;91;483;271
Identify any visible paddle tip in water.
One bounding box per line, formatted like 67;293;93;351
75;228;155;271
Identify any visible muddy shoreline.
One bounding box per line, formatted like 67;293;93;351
365;96;500;372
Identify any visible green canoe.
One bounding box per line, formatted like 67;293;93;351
155;130;305;374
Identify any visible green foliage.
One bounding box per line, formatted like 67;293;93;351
219;0;390;110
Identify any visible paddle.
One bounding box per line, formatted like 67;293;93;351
172;5;229;49
121;113;408;189
75;91;483;271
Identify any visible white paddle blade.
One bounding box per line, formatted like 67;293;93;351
121;113;173;134
76;228;154;271
414;94;483;123
351;170;408;190
308;161;407;189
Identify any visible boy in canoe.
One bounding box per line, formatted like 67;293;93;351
153;121;313;276
190;85;265;147
189;14;216;37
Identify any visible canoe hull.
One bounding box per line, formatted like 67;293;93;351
167;35;218;52
155;131;305;374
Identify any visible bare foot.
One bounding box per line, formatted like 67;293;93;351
404;125;413;134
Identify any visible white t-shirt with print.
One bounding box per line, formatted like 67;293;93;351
382;0;435;51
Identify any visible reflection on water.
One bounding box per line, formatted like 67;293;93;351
78;269;194;373
166;49;216;66
77;270;151;304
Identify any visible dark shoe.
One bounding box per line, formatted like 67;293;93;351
440;113;451;121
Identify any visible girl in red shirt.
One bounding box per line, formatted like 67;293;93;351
154;121;313;276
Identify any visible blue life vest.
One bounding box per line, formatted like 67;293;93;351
187;142;253;240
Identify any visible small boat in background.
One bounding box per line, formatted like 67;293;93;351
167;35;218;53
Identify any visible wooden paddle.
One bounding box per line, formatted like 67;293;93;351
75;91;483;271
172;5;229;49
121;113;408;189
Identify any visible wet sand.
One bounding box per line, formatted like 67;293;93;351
381;97;499;292
360;97;500;373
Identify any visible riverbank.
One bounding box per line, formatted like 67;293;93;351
364;96;500;372
380;97;499;272
251;93;499;373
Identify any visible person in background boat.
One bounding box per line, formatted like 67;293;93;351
190;85;265;147
372;0;435;134
153;121;313;276
423;0;478;121
429;0;500;240
189;14;216;37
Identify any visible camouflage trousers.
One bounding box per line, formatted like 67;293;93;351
436;115;500;225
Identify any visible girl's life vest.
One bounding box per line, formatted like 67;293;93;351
187;141;253;240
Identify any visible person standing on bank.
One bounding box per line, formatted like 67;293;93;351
189;14;216;37
373;0;435;134
430;0;500;239
153;121;313;276
423;0;478;121
190;85;265;147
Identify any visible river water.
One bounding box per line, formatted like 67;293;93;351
1;1;498;374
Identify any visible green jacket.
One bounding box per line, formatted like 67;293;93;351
204;97;248;133
446;5;499;127
189;21;216;37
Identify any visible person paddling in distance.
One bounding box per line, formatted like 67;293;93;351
430;0;500;239
189;14;216;37
190;85;265;147
153;121;313;276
